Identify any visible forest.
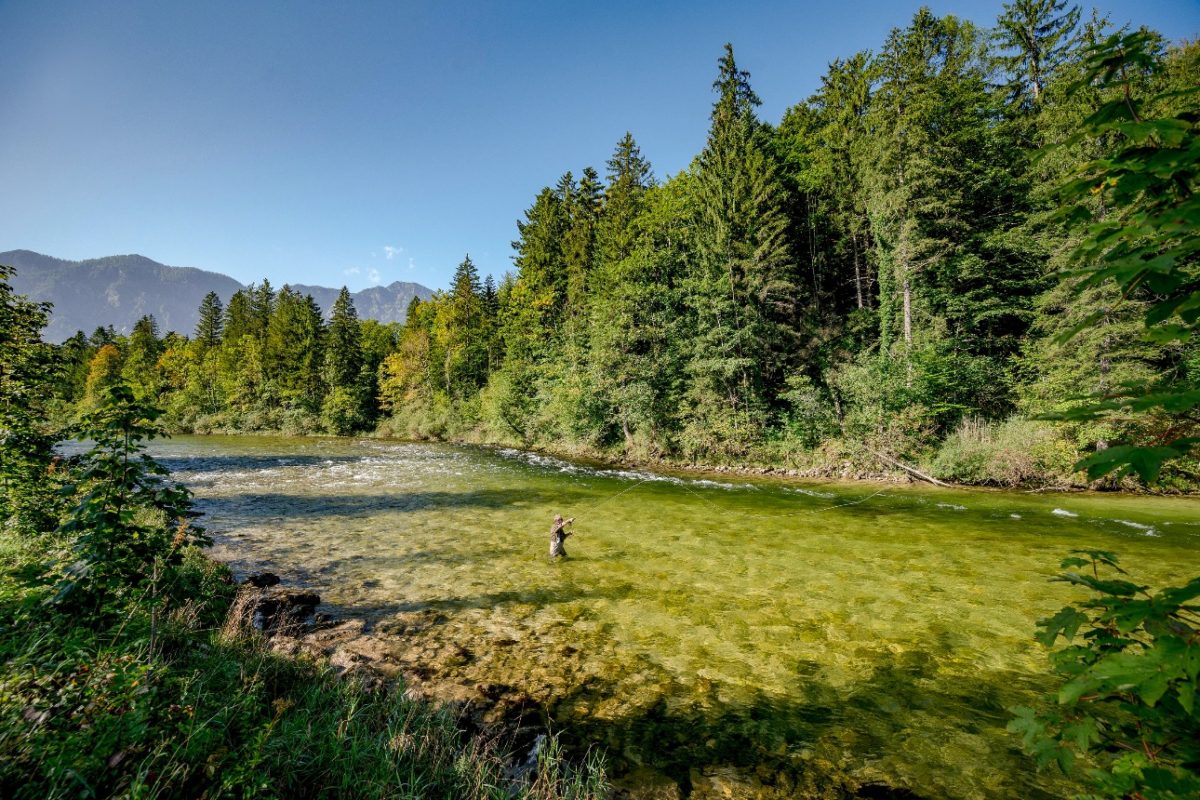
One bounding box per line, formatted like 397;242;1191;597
45;3;1199;490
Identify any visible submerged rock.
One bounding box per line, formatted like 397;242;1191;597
244;571;281;588
223;583;320;637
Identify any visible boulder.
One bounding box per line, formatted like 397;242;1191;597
244;572;281;588
223;584;321;638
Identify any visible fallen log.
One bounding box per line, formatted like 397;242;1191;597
865;448;952;488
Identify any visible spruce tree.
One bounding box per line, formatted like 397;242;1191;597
435;255;486;397
995;0;1081;107
222;289;255;343
564;166;603;315
266;286;325;410
323;287;362;391
682;43;799;452
251;280;276;338
195;291;224;349
598;133;654;267
122;315;163;398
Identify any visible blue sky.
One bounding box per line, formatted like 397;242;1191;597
1;1;1196;292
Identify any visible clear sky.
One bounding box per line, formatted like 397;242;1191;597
1;1;1196;292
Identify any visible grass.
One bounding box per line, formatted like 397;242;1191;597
0;531;607;800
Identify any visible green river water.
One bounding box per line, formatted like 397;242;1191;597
151;435;1199;799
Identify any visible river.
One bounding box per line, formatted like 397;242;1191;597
150;435;1200;799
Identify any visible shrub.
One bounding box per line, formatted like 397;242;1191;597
321;387;369;435
930;416;1081;487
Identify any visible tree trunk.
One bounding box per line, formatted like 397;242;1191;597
853;233;864;310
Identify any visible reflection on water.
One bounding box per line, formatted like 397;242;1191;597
153;435;1200;799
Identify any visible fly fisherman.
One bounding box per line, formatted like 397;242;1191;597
549;514;575;559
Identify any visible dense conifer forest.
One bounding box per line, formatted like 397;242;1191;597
44;3;1200;488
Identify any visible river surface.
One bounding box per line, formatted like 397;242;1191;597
150;435;1200;799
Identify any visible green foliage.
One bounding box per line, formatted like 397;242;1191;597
53;384;208;616
322;385;370;436
994;0;1081;107
681;44;799;452
0;347;606;798
1009;552;1200;799
1042;30;1200;481
930;416;1078;486
0;264;63;534
33;18;1200;491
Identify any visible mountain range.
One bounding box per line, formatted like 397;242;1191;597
1;250;434;343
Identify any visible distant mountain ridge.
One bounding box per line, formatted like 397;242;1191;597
1;250;434;343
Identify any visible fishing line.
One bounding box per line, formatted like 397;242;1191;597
674;481;888;521
569;475;661;520
562;471;887;526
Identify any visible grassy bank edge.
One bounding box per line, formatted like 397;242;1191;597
0;530;607;800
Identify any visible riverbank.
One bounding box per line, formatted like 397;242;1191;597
163;415;1199;495
370;416;1196;495
0;530;607;800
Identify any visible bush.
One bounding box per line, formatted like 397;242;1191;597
321;387;369;436
930;416;1081;487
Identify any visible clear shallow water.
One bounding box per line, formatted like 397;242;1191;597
151;435;1200;799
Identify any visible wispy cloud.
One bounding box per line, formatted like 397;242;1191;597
343;266;361;276
383;245;403;260
368;268;382;284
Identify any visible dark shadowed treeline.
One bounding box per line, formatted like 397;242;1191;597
45;3;1199;487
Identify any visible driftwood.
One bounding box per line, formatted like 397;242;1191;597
865;448;952;488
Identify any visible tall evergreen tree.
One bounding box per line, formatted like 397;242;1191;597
995;0;1081;107
323;287;362;391
195;291;225;349
564;166;604;316
266;287;325;410
681;43;799;452
122;315;163;398
598;133;654;267
222;289;255;344
251;280;276;338
434;256;487;398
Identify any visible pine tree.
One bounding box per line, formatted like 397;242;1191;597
195;291;224;349
122;315;163;398
222;289;255;343
266;286;325;410
564;166;603;316
434;255;487;398
251;280;276;338
323;287;362;391
781;51;874;315
865;12;985;358
599;133;654;265
995;0;1081;107
681;43;799;452
588;132;669;450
